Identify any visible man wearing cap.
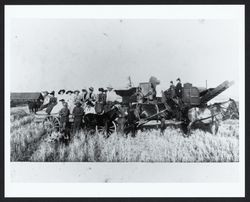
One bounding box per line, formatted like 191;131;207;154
59;102;71;144
39;91;51;111
72;101;85;133
46;91;57;115
175;78;182;98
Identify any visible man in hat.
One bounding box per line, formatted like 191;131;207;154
126;102;137;137
97;88;106;103
39;91;51;110
59;102;70;144
46;91;57;115
80;89;88;103
66;90;74;113
148;76;160;101
73;90;81;104
87;87;96;101
95;88;107;114
106;85;122;103
72;101;85;133
85;87;96;107
169;81;176;98
175;78;182;98
104;85;121;112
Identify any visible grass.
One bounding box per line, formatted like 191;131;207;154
10;107;239;162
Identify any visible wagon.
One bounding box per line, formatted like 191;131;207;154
34;111;63;132
34;105;118;136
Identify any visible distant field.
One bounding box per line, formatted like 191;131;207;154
10;106;239;162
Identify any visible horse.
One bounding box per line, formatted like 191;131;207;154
83;104;121;137
211;98;239;120
28;101;42;114
187;106;219;136
186;99;238;136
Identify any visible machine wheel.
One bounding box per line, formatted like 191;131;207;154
43;116;60;132
96;121;117;138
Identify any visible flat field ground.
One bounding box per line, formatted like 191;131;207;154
10;106;239;162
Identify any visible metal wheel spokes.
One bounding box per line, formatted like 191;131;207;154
43;116;60;132
96;121;117;137
108;121;117;135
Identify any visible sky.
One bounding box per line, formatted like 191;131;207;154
9;18;241;100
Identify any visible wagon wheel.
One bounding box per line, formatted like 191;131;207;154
96;121;117;138
43;116;60;133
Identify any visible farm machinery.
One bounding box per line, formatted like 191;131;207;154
115;80;238;134
33;80;238;136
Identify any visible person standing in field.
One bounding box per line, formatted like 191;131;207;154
59;102;70;144
127;102;137;137
72;101;85;133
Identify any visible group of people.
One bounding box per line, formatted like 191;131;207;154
168;78;183;99
38;85;122;139
37;79;183;141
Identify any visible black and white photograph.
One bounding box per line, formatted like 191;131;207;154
5;5;245;197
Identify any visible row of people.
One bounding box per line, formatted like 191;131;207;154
38;78;183;116
39;85;122;115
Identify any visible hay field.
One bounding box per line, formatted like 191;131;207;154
10;106;239;162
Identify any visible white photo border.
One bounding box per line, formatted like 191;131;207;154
5;5;245;197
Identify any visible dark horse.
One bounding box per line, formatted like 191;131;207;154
83;105;121;137
28;101;42;114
